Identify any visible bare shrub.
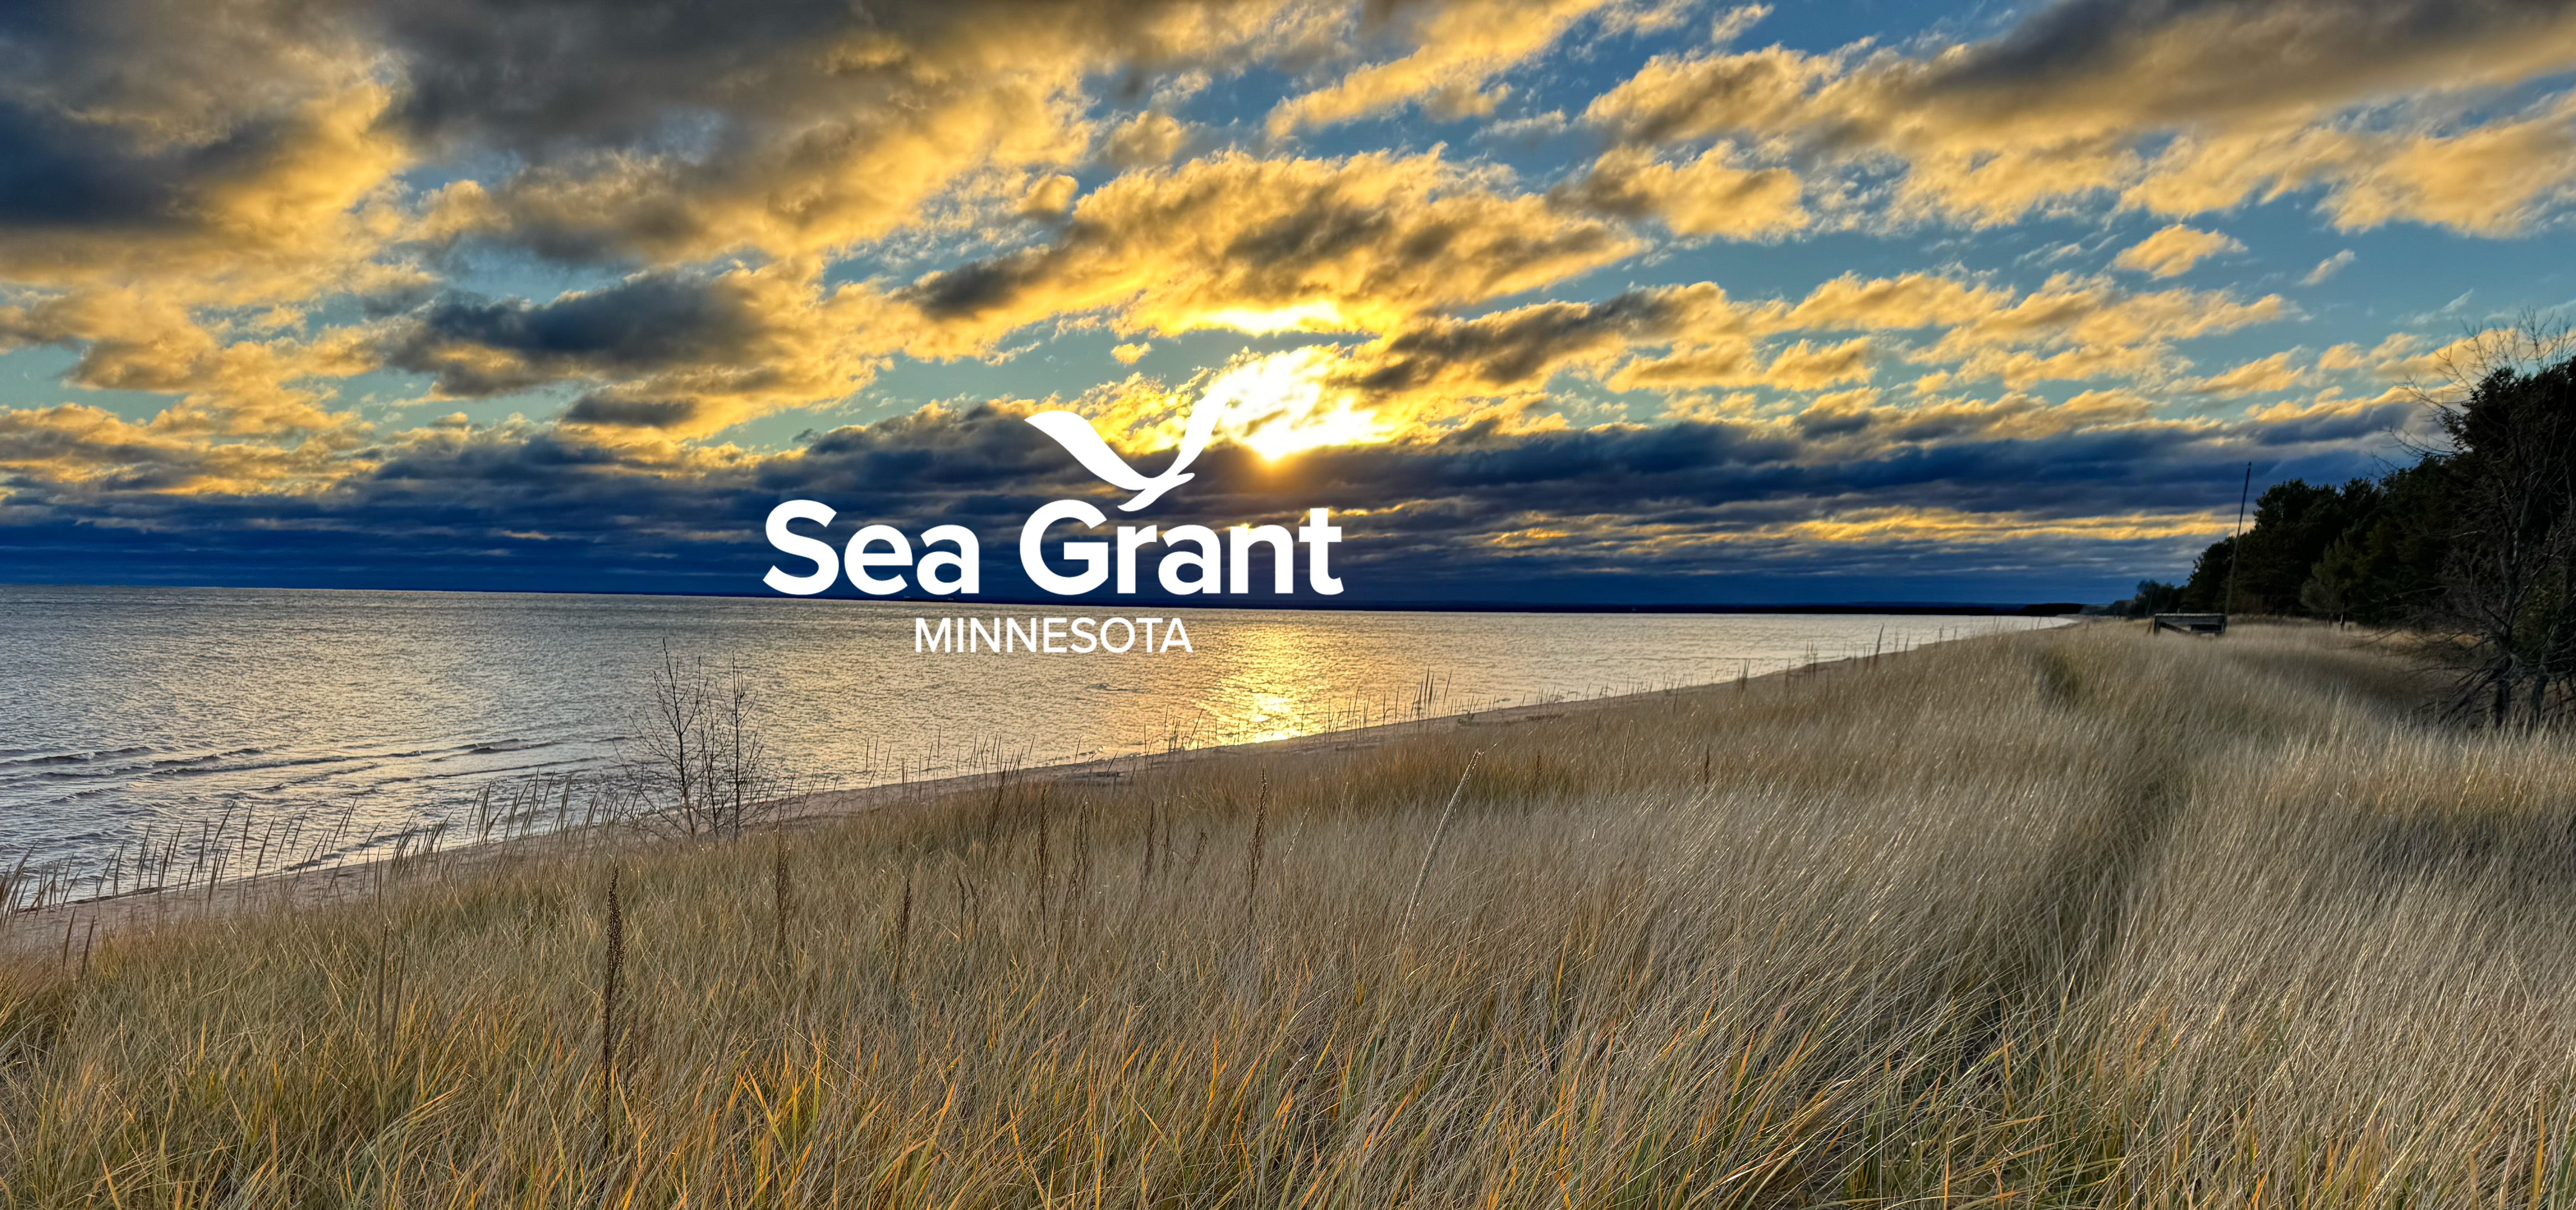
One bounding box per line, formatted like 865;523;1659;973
613;648;795;840
2408;320;2576;725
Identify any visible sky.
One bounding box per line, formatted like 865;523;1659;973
3;0;2574;606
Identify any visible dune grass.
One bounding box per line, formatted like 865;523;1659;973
6;622;2576;1205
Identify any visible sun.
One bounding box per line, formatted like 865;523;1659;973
1239;398;1384;460
1200;347;1390;461
1189;300;1351;335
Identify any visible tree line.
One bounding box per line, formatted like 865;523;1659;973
2123;328;2576;726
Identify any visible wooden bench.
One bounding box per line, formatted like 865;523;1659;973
2151;613;2228;636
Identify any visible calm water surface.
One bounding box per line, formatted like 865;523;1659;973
0;586;2065;876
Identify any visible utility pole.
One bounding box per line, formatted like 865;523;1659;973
2222;462;2252;625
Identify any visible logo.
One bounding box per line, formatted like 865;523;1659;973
760;402;1344;605
1022;404;1215;512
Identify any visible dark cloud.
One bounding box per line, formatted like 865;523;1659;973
1;402;2383;604
0;0;1305;270
906;257;1042;322
381;273;771;396
559;397;704;428
0;98;195;227
374;0;1248;153
1916;0;2576;125
1354;290;1686;391
363;260;888;436
373;0;1301;262
2240;401;2418;445
374;0;859;156
0;0;343;232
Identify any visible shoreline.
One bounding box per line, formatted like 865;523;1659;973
0;641;1928;954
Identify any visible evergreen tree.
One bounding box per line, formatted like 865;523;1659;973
2180;479;2381;614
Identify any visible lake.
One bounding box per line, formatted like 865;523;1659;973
0;585;2065;885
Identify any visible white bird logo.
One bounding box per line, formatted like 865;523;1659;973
1024;398;1222;512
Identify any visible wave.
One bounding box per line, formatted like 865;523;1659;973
0;745;158;770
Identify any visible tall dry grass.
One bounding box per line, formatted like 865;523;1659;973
5;622;2573;1205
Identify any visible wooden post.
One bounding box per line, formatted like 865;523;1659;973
2222;462;2251;625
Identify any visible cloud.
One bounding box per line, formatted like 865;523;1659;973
1020;174;1082;218
1770;273;2017;331
899;150;1642;344
1277;268;2293;414
2302;249;2357;284
1662;390;1761;423
1609;334;1875;390
1581;44;1838;147
1265;0;1619;135
2358;326;2532;385
1583;0;2576;233
0;0;413;304
1105;112;1193;166
2317;331;2455;379
383;275;782;398
0;403;360;495
0;0;421;440
400;0;1312;264
2189;349;2307;396
375;261;895;436
2111;225;2244;277
1909;273;2292;388
1896;0;2576;129
1554;145;1808;238
0;289;375;439
1763;337;1874;389
1793;387;2162;446
2312;98;2576;233
1;381;2403;601
2240;391;2414;443
1347;286;1717;396
0;0;1411;450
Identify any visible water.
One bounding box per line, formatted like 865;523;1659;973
0;585;2065;883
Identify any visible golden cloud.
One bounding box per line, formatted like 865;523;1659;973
2319;101;2576;234
2112;225;2245;277
1612;334;1874;391
1763;337;1874;390
0;403;364;496
1265;0;1618;135
1767;273;2017;332
1555;145;1808;238
0;289;376;439
900;150;1643;346
1770;506;2230;545
1584;0;2576;233
2190;350;2308;397
1913;273;2291;387
1105;112;1194;167
1271;267;2300;419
